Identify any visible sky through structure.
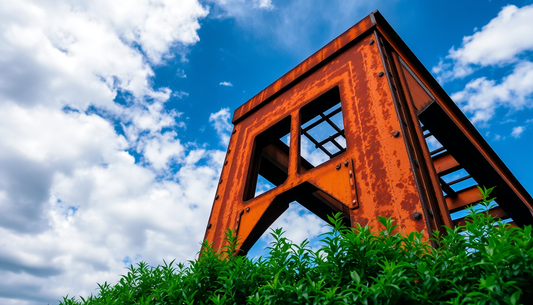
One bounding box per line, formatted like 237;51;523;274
1;0;533;303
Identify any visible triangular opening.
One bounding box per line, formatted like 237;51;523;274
247;201;330;258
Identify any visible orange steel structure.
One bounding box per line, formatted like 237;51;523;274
203;11;533;254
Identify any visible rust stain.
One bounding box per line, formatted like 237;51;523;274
203;11;530;255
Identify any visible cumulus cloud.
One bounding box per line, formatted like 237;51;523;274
433;4;533;82
450;61;533;123
433;4;533;128
0;0;218;304
209;108;233;146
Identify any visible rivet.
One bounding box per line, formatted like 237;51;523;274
344;160;349;167
207;223;212;229
219;178;223;184
335;163;341;170
352;200;357;205
224;160;228;166
378;71;384;77
369;39;375;45
215;194;219;200
228;149;231;153
393;131;400;138
413;211;422;220
246;207;250;212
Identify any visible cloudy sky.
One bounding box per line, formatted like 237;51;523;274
1;0;533;303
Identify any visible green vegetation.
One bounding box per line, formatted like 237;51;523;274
62;188;533;304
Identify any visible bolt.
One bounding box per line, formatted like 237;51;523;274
228;149;231;153
378;71;384;77
336;163;341;170
246;207;250;212
393;131;400;138
352;200;357;205
369;39;375;45
207;223;212;229
413;211;422;220
215;194;219;200
344;160;349;167
224;160;228;166
219;178;223;184
232;129;236;134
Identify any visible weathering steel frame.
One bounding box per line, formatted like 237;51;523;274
202;11;533;255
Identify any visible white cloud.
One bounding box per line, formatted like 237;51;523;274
219;81;233;87
434;4;533;81
511;126;526;138
0;0;207;111
451;61;533;123
209;108;233;146
138;131;186;170
262;203;328;247
210;0;274;18
0;0;219;304
300;136;329;166
433;4;533;126
210;0;381;56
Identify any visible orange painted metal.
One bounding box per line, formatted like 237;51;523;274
446;185;482;212
373;12;533;226
453;206;508;227
202;11;533;255
433;152;461;176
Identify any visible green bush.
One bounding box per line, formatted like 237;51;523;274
61;188;533;304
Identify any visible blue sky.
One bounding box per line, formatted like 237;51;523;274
1;0;533;304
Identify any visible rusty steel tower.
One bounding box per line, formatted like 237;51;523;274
202;11;533;254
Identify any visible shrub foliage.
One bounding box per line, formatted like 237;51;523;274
62;188;533;304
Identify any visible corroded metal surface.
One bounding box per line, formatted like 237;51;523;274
202;11;533;255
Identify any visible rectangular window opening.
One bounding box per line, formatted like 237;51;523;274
243;116;291;201
300;87;346;168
